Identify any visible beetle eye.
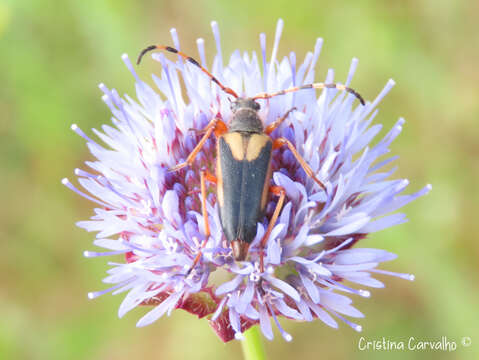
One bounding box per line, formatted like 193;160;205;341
254;102;260;110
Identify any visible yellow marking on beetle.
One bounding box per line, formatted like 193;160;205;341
222;133;245;161
216;141;224;207
246;134;272;161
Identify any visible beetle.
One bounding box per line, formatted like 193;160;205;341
137;45;365;272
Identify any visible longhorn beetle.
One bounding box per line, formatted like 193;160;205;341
137;45;365;272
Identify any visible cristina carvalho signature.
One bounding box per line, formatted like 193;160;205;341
358;336;457;352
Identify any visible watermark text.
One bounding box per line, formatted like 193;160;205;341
357;336;471;352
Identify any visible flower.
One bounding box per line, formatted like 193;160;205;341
63;19;431;342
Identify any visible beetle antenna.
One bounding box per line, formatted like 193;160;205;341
137;45;239;99
252;83;365;105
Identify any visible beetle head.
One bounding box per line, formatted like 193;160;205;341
229;98;263;133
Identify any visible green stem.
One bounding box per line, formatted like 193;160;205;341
241;326;267;360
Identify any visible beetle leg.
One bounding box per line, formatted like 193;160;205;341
202;170;217;184
169;118;227;172
273;137;326;191
264;107;297;135
259;185;286;272
187;170;217;275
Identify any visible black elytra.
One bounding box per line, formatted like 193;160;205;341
217;99;273;260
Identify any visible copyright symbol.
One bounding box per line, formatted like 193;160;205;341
461;337;471;347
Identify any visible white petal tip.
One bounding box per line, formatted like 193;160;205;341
426;184;433;192
87;292;95;300
388;79;396;86
121;53;128;60
61;178;69;185
83;251;93;258
234;333;244;340
284;334;293;342
407;274;415;281
354;325;363;332
70;124;78;130
359;290;371;298
196;38;204;44
211;21;218;27
74;168;81;175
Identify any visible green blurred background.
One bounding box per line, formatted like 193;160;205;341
1;0;478;359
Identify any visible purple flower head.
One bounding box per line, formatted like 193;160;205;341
64;19;431;342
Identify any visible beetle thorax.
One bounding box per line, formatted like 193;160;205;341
229;98;263;133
